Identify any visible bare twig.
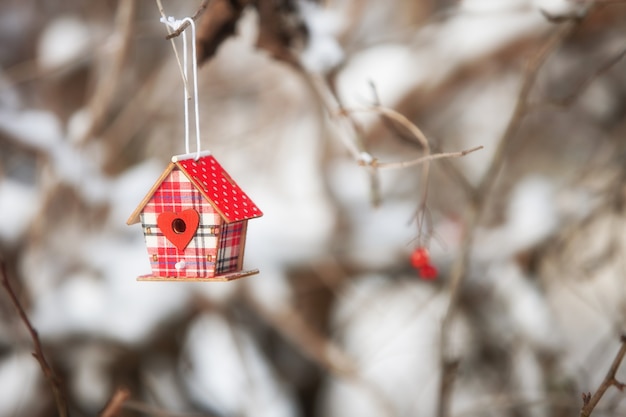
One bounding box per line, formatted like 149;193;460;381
436;20;578;417
306;76;482;182
535;46;626;110
241;289;356;376
369;89;478;201
164;0;210;40
155;0;192;99
475;24;575;201
296;73;382;206
124;400;218;417
369;146;484;170
367;106;434;222
436;154;478;202
100;388;131;417
455;393;576;416
580;335;626;417
343;106;484;170
596;0;626;5
79;0;136;143
0;261;68;417
339;104;481;240
367;82;479;235
342;105;430;149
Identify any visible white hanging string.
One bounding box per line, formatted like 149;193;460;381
160;16;202;160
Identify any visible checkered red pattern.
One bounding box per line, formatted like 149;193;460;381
130;154;263;279
216;221;244;275
141;170;222;278
178;155;262;222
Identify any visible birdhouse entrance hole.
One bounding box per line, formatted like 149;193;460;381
172;218;186;234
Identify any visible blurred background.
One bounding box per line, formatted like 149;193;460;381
1;0;626;416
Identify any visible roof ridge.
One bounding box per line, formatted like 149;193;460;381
176;155;263;223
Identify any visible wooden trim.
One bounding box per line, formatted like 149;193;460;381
236;221;248;271
136;269;259;282
214;217;223;266
171;150;212;162
126;162;177;225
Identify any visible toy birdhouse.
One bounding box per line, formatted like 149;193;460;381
127;151;263;281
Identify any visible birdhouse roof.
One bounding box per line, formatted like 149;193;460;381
127;151;263;225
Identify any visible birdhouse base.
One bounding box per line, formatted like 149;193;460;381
136;269;259;282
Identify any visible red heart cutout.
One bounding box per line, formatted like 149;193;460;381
157;209;199;251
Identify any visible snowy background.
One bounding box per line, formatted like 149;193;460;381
1;0;626;416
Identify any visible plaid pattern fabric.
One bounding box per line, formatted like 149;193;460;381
141;169;222;278
216;221;244;275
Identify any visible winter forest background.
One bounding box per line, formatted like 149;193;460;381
1;0;626;416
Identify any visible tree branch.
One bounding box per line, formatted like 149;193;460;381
436;20;578;417
338;106;483;170
339;103;482;234
100;388;130;417
370;146;484;170
580;334;626;417
79;0;136;143
0;261;68;417
164;0;211;40
535;46;626;110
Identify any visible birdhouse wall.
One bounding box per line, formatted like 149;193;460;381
140;169;222;278
216;220;247;275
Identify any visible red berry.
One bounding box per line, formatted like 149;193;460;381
419;264;438;280
410;247;430;269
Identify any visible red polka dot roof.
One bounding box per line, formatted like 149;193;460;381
177;155;263;223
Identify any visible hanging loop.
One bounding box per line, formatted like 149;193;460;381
160;16;202;160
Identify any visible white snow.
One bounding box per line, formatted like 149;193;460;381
107;159;163;230
0;351;43;417
0;109;111;205
506;176;559;248
531;0;589;17
67;108;92;143
337;44;420;109
510;343;548;417
182;313;299;417
448;74;521;184
336;4;546;111
460;0;530;13
70;345;112;410
0;109;63;151
37;16;91;70
242;113;336;269
474;176;559;260
0;73;21;110
432;11;541;65
0;180;39;244
489;261;560;351
322;274;471;417
299;1;345;73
